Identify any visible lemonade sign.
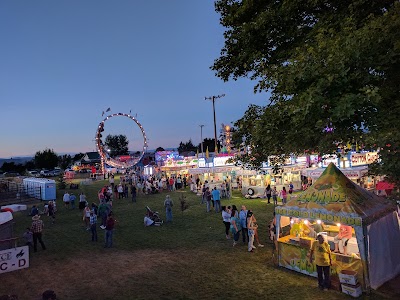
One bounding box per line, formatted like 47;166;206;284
275;207;362;226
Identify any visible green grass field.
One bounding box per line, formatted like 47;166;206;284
0;177;391;299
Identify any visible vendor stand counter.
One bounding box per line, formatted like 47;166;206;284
277;235;364;289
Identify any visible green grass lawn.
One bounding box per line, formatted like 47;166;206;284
0;177;387;299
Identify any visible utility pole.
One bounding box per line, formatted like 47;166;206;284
199;125;205;157
205;94;225;153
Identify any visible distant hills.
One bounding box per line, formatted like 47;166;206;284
0;157;34;168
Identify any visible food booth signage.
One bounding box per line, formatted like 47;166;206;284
275;207;362;226
350;152;378;167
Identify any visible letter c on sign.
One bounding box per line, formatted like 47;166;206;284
0;262;7;271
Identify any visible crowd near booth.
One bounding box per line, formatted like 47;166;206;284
188;156;238;192
240;155;307;198
275;163;400;292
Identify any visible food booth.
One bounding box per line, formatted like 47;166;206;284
275;163;400;291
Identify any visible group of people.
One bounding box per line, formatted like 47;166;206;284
222;205;264;252
201;180;231;213
264;182;294;205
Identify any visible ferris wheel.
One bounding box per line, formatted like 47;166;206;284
95;112;148;172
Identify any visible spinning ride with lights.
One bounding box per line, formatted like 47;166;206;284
95;113;148;173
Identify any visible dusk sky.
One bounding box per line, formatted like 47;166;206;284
0;0;269;158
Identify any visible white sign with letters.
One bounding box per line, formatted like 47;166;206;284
0;246;29;274
351;152;378;167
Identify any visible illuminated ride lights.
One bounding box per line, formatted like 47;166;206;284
95;113;148;174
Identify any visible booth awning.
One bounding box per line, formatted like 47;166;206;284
376;181;395;191
277;163;395;225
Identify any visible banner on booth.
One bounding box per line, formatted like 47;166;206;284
275;207;362;226
278;242;364;287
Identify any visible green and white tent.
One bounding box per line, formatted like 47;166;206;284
275;163;400;290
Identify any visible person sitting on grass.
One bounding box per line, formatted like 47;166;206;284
144;215;155;227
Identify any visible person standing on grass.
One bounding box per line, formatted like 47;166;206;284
109;174;115;189
164;195;173;223
117;184;124;199
226;181;231;199
205;187;212;212
89;210;98;242
272;187;278;206
265;184;272;204
48;200;55;224
83;204;91;230
212;187;221;213
221;206;231;239
239;205;249;244
252;212;264;247
98;200;109;229
31;215;46;252
69;193;76;209
310;234;332;291
280;187;287;205
289;182;294;194
23;227;33;247
230;206;242;247
247;211;257;252
131;184;137;203
104;212;115;248
201;184;207;204
63;191;70;209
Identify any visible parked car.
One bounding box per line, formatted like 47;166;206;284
27;170;40;177
2;172;20;177
52;169;62;176
40;170;53;177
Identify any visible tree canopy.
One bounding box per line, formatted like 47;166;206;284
212;0;400;184
34;149;58;170
104;134;129;157
178;140;197;154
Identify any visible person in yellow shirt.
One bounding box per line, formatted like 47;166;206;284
310;234;332;290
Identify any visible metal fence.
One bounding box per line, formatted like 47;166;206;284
0;179;40;206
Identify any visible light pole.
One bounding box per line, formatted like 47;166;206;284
199;125;205;157
205;94;225;153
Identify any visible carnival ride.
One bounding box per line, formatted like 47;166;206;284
95;112;148;174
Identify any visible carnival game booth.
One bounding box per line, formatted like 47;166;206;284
275;163;400;292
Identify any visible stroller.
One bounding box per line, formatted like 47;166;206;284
146;206;163;226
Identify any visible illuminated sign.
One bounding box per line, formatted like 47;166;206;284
275;208;362;226
321;155;338;167
213;156;234;167
351;152;378;167
198;158;206;168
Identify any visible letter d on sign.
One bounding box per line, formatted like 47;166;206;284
18;259;26;267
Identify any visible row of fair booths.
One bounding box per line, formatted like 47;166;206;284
275;163;400;292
